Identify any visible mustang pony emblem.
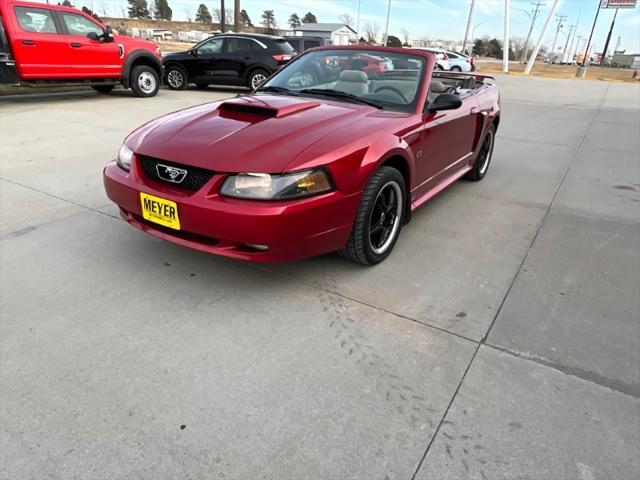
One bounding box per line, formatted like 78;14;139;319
156;164;187;184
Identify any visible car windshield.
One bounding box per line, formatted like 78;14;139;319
260;49;426;113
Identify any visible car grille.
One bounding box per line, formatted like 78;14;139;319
138;155;215;191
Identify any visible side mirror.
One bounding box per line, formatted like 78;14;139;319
86;32;100;41
190;48;198;56
427;93;462;112
104;25;114;42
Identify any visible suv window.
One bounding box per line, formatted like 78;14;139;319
61;12;103;37
286;38;300;52
15;6;57;34
273;39;294;54
197;37;223;54
227;37;260;53
305;40;320;49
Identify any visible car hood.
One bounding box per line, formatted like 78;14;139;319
126;94;388;173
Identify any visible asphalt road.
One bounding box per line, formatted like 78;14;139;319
1;78;639;480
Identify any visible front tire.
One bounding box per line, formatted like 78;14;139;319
465;124;496;181
165;65;189;90
340;166;406;265
130;65;159;97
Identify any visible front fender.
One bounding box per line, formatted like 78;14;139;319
122;50;163;88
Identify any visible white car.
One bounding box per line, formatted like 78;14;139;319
407;47;450;70
445;51;474;72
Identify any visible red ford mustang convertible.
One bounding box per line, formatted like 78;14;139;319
104;46;500;265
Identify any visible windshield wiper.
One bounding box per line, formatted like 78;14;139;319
298;88;383;109
257;85;299;96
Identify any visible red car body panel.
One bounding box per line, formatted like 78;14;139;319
104;46;500;262
1;0;159;80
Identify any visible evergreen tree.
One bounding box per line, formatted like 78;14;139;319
127;0;151;19
81;6;100;20
153;0;172;20
288;13;301;29
261;10;276;33
239;9;252;27
301;12;317;24
386;35;402;47
195;4;212;23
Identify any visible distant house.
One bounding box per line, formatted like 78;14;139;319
289;23;356;46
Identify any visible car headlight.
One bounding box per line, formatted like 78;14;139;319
220;169;333;200
117;143;134;171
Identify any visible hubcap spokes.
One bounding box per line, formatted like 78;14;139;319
138;72;156;94
252;74;266;89
168;70;183;88
369;182;402;254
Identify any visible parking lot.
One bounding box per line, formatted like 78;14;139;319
1;76;639;479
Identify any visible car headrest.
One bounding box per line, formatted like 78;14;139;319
339;70;368;83
430;80;447;93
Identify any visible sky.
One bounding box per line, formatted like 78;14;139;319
32;0;640;53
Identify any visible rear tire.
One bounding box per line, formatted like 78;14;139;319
450;66;462;72
165;65;189;90
465;124;496;181
130;65;159;97
92;85;115;94
248;69;269;90
340;166;406;265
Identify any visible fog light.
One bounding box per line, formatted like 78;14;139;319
245;244;268;251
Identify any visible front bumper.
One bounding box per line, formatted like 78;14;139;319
103;160;360;262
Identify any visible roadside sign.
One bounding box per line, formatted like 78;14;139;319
600;0;637;8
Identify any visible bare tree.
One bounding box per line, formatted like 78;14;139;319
338;12;354;27
97;0;109;17
365;22;379;43
184;5;193;22
401;28;410;46
213;7;233;26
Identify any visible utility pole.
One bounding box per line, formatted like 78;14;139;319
566;9;581;63
356;0;362;43
524;0;558;74
561;24;574;62
579;0;601;71
234;0;240;32
521;1;545;62
503;0;510;73
383;0;391;46
462;0;476;55
220;0;226;32
573;35;584;60
601;8;619;64
550;13;567;60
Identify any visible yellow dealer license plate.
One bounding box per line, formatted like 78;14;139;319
140;192;180;230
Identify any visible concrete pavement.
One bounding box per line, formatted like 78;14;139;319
1;78;639;479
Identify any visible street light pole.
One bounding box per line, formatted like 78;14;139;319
601;8;619;64
503;0;510;73
383;0;391;46
462;0;476;55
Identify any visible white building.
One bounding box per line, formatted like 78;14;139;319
289;23;356;46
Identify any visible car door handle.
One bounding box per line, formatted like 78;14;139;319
22;39;35;46
70;42;82;48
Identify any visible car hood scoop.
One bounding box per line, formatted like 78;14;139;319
217;96;321;118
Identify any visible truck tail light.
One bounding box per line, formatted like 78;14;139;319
272;54;293;63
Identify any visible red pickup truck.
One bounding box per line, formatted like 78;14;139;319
0;0;162;97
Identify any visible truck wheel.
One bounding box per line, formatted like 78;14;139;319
92;85;115;94
465;124;495;181
340;166;406;265
248;69;269;89
130;65;160;97
166;65;189;90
